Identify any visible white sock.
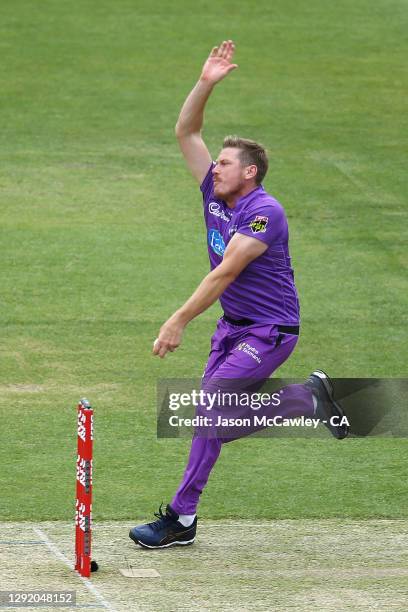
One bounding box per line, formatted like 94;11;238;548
312;393;318;415
178;513;196;527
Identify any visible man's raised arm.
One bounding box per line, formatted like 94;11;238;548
175;40;238;184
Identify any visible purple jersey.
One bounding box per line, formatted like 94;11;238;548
201;163;300;325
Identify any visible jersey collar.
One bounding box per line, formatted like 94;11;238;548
231;184;265;212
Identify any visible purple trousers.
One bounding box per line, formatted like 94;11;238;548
171;318;314;514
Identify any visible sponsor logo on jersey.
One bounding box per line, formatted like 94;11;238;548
209;202;231;222
208;229;225;257
228;224;238;237
249;215;268;233
236;341;262;363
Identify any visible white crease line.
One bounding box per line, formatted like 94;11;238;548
201;523;290;528
33;527;117;612
204;522;407;528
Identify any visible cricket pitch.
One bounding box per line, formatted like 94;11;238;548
1;520;407;611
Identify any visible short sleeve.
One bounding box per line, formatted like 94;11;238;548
200;163;215;204
236;204;288;246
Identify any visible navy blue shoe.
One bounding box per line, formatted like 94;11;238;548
305;370;349;439
129;504;197;549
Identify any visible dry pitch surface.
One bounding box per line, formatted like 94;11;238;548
1;520;407;611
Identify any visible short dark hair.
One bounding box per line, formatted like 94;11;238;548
222;135;269;184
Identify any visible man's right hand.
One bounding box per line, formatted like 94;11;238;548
200;40;238;85
175;40;238;185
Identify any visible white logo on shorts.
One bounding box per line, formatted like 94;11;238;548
236;342;262;364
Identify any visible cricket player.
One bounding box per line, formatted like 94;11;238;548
130;41;348;549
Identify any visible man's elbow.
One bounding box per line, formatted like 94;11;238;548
175;121;188;139
175;121;200;140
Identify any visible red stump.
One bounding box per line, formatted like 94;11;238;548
75;398;93;577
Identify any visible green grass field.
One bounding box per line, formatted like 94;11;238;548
1;0;407;530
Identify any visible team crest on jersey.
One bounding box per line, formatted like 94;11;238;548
249;215;268;234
